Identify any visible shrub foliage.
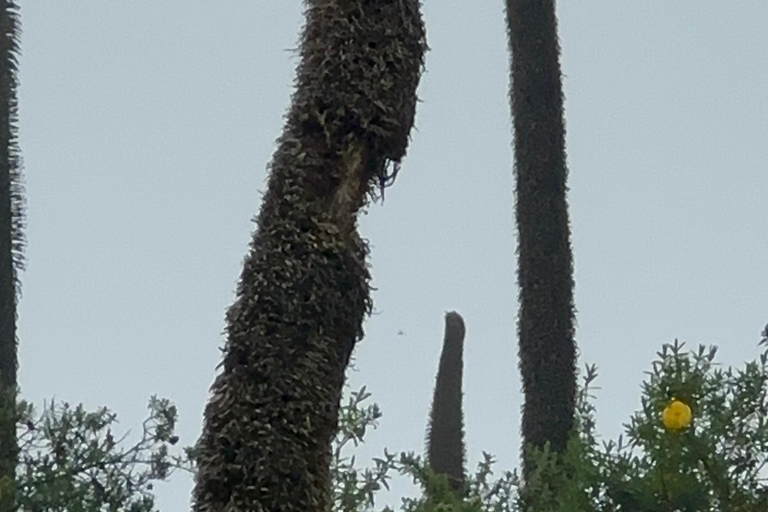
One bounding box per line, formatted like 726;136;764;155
335;329;768;512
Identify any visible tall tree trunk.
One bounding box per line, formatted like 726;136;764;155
0;1;23;509
426;311;466;494
192;2;426;511
504;0;576;481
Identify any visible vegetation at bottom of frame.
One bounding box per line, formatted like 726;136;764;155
334;327;768;512
1;395;194;512
8;327;768;511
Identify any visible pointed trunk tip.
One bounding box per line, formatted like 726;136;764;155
445;311;465;335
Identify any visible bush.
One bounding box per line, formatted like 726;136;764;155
4;395;193;511
335;327;768;512
13;330;765;511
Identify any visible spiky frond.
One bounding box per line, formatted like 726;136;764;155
0;0;24;291
0;2;23;509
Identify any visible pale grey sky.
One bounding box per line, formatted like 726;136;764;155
15;1;768;510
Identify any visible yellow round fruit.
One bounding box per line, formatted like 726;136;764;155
662;398;692;431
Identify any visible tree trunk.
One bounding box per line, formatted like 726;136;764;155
504;0;577;482
426;311;466;493
0;2;23;509
192;2;426;511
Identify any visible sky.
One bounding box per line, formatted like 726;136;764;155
15;1;768;510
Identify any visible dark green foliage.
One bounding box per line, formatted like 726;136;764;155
0;1;23;509
601;338;768;511
517;332;768;512
330;330;768;512
504;0;576;480
426;312;466;493
192;1;426;511
386;332;768;511
7;396;193;511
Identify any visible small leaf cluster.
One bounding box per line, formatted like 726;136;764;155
394;451;516;512
330;387;516;512
332;385;397;512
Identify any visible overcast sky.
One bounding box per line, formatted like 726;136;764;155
15;1;768;510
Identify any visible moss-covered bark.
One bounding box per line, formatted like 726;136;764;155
504;0;576;480
192;1;426;511
426;312;466;493
0;2;23;509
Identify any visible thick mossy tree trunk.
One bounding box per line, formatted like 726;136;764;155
504;0;576;481
426;311;466;494
0;1;23;508
192;2;426;511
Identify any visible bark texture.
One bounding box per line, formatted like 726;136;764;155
426;311;466;493
192;1;426;511
0;2;23;508
504;0;577;480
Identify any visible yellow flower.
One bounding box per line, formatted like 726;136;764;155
662;398;692;431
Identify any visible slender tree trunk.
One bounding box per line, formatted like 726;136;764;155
426;311;466;494
0;2;23;509
504;0;576;481
192;2;426;511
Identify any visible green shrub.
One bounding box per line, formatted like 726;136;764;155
336;328;768;512
7;395;192;511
